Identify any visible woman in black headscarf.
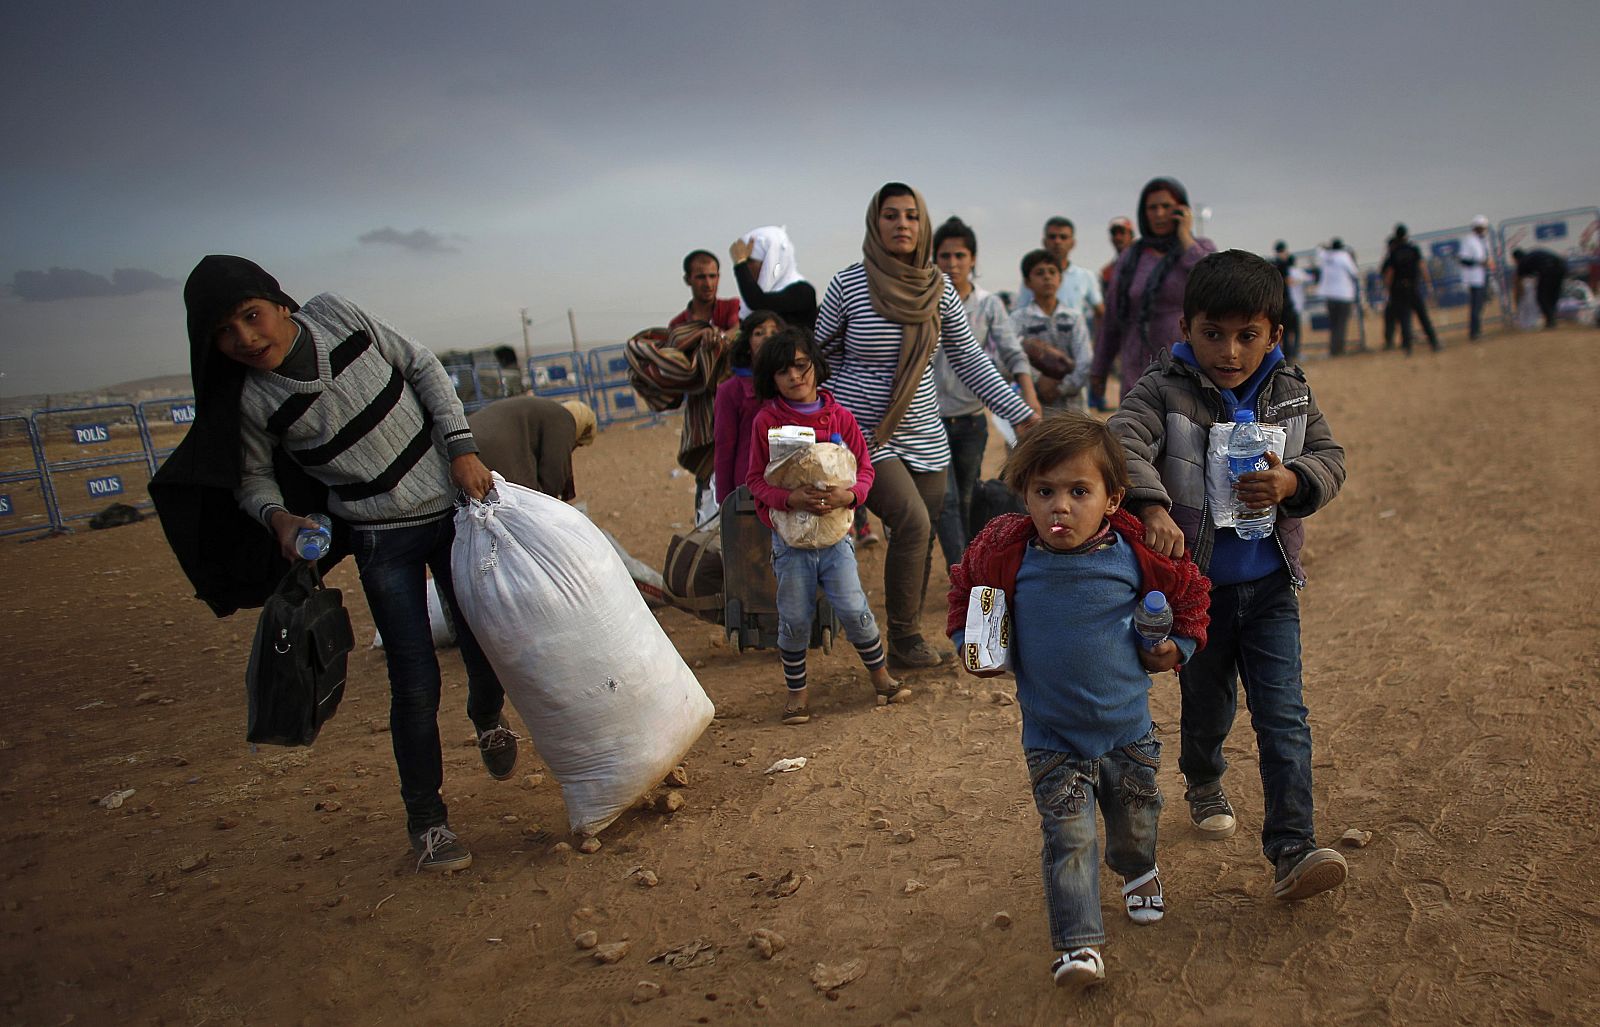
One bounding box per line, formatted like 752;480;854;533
1089;177;1216;404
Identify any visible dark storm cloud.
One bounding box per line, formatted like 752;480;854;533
10;266;177;302
357;227;461;254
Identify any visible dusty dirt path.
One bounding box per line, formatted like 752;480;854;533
1;325;1596;1026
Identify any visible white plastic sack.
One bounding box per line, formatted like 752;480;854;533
451;475;714;836
1206;421;1289;529
372;575;457;650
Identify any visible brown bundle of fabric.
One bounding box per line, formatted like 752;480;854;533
625;322;730;481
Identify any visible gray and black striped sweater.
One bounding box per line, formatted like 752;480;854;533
236;293;477;530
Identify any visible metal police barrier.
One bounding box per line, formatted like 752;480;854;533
585;344;655;427
1407;223;1509;335
31;403;154;526
1498;207;1600;305
526;350;591;404
445;361;527;414
137;396;196;474
0;415;55;537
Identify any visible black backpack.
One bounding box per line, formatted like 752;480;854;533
244;561;354;746
970;479;1025;538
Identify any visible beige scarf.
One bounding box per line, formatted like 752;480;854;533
861;184;941;445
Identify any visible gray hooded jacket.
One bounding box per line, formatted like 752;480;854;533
1108;349;1345;584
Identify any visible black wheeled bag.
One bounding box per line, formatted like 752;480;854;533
245;561;354;746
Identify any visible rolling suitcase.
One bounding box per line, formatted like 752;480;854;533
719;486;838;654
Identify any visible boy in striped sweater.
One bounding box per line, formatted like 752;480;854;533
185;255;517;873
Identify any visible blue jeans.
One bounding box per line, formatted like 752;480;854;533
353;516;506;835
771;534;879;652
1178;569;1315;861
936;413;989;569
1468;285;1487;339
1027;732;1162;950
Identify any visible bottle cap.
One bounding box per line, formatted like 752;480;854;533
1143;591;1168;612
1233;409;1255;423
830;432;843;444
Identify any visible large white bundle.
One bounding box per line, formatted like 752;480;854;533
451;475;714;836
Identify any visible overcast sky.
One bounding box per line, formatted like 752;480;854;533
2;0;1595;397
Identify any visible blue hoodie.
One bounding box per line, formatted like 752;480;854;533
1172;342;1284;587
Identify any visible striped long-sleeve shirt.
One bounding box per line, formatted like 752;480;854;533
235;293;477;530
815;263;1033;472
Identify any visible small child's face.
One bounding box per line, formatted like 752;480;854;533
749;320;779;354
1180;310;1282;391
212;298;298;372
1023;451;1124;553
1025;261;1061;300
775;351;819;406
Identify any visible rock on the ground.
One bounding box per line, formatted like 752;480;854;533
593;941;630;964
749;929;786;959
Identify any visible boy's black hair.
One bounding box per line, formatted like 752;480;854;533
1020;248;1057;279
1044;216;1074;232
682;250;719;275
1000;410;1130;499
933;216;978;258
1183;249;1286;326
751;326;830;401
729;310;786;369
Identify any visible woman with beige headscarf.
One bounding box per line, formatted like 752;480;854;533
467;395;596;502
815;182;1038;670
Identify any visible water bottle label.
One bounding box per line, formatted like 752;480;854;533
1227;453;1269;480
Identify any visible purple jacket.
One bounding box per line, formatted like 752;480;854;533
712;372;762;505
1092;238;1216;392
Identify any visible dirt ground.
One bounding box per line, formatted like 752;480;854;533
2;324;1598;1026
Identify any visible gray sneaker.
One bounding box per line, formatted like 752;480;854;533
888;636;949;670
410;824;472;873
477;718;520;780
1273;846;1347;901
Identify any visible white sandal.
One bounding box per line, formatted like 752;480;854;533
1050;947;1105;990
1122;866;1165;925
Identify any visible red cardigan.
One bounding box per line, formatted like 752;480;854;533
946;508;1211;651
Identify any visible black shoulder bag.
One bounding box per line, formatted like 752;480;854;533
244;560;354;746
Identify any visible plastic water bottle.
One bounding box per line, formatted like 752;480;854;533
1227;410;1276;540
1133;591;1173;650
295;513;332;561
830;433;843;445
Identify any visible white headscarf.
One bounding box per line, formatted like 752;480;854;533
738;225;805;318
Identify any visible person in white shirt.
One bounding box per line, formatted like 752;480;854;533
1315;239;1361;356
1457;215;1495;340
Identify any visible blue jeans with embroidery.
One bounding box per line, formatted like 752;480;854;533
1026;730;1163;951
771;534;880;652
353;516;506;835
1178;568;1316;861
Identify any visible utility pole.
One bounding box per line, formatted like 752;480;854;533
520;308;532;365
567;308;581;354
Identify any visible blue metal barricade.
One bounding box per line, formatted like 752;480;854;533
1408;224;1510;335
585;344;654;426
1498;207;1600;304
526;350;591;404
137;396;196;474
31;403;154;525
0;415;55;537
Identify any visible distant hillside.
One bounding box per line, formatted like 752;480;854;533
0;373;194;417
